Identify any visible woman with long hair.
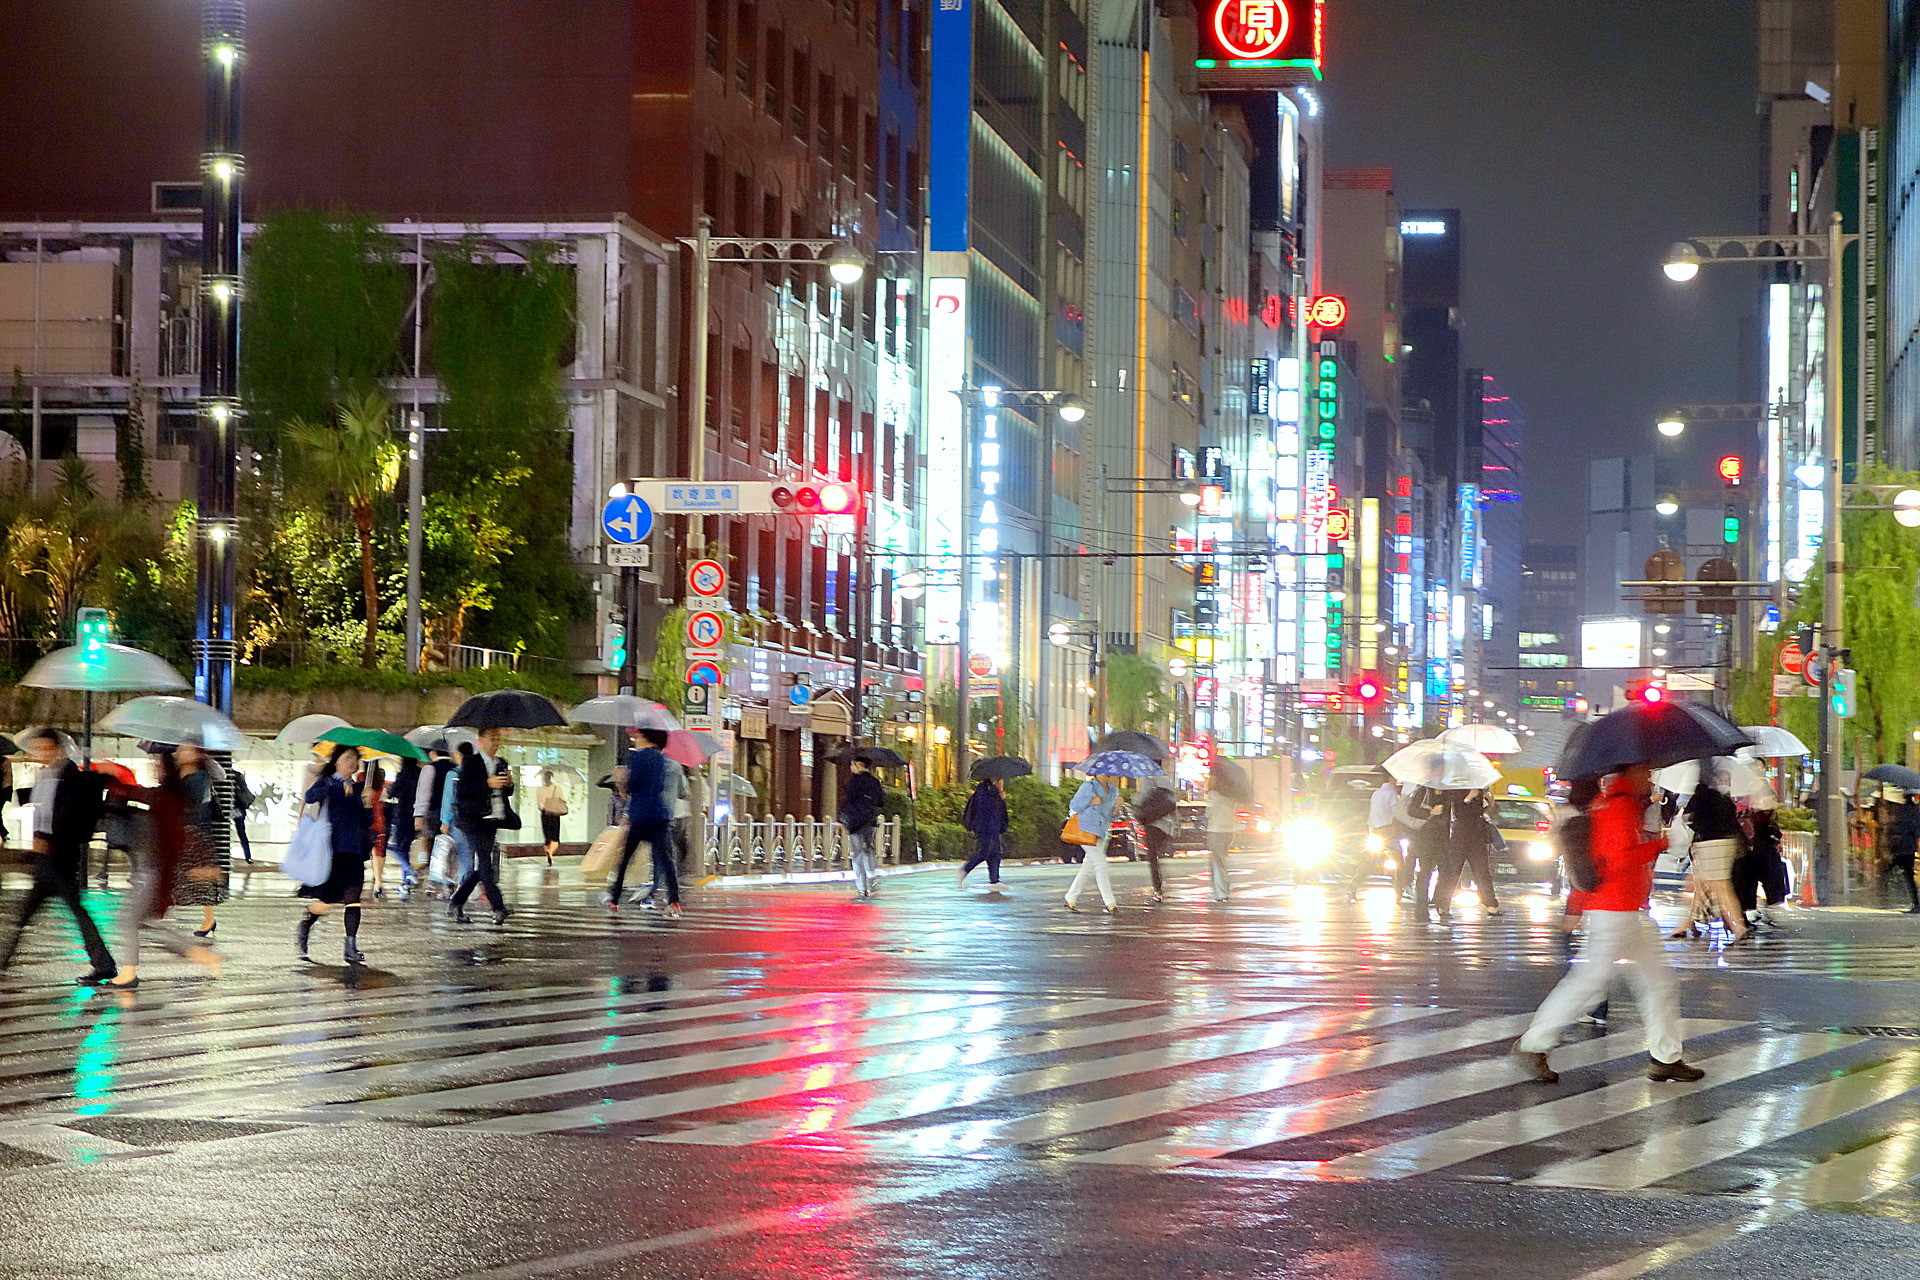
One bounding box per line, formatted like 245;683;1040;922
105;744;222;989
298;744;375;964
174;740;229;939
536;769;567;866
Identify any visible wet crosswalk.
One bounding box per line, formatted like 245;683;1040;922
3;973;1920;1204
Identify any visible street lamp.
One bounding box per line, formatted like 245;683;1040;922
1655;498;1680;517
952;386;1088;784
1662;243;1703;282
1663;222;1852;902
1657;414;1687;438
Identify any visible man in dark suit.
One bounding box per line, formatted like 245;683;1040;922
0;728;117;983
447;729;513;925
607;728;678;916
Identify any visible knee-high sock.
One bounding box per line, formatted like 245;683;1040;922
343;905;361;940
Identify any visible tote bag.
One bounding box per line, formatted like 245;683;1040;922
280;804;333;886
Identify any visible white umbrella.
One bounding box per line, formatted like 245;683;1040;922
20;642;190;762
1654;755;1773;801
569;695;680;731
275;713;353;745
20;643;189;693
1382;740;1501;791
1438;724;1521;756
100;696;249;750
1740;725;1809;758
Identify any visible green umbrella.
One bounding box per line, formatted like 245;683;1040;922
317;726;428;762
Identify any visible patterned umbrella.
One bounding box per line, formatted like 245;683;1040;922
1071;750;1164;779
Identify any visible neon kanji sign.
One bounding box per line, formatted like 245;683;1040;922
1197;0;1323;70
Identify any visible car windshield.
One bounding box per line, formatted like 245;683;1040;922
1493;799;1550;829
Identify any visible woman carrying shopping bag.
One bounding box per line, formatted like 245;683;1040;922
1063;773;1125;914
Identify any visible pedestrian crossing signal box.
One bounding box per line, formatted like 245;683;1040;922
76;607;113;649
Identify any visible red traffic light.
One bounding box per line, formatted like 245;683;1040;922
1351;672;1387;709
772;483;859;515
816;481;859;514
1626;678;1666;705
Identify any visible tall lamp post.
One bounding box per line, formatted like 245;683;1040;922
949;387;1085;785
195;1;245;715
1663;220;1852;901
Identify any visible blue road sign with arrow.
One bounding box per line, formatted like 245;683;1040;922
601;494;653;544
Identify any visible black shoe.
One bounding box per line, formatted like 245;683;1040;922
491;909;510;926
76;969;118;987
193;923;217;939
296;913;318;960
343;944;366;966
451;906;470;924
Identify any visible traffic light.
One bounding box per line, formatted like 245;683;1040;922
1626;677;1666;705
603;621;628;671
1833;667;1856;718
1351;671;1387;712
771;482;860;515
1723;506;1740;544
76;607;113;651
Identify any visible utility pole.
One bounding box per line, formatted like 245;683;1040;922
194;0;244;715
1816;210;1848;903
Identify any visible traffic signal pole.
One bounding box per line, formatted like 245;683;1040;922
1816;211;1847;904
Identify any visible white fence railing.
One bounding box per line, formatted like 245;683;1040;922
701;816;905;878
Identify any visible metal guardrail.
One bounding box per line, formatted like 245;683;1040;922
443;644;565;673
702;815;904;878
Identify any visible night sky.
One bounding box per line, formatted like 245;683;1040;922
1325;0;1761;544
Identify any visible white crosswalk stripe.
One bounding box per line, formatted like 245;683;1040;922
3;977;1920;1202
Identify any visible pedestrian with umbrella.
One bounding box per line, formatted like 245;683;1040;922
839;754;888;899
1885;792;1920;913
0;728;119;984
446;729;517;926
297;743;376;965
959;756;1027;892
104;739;226;988
1207;760;1253;903
1513;703;1725;1084
1382;739;1500;918
606;727;678;916
1063;750;1158;913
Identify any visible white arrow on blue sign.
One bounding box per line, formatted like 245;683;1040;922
601;494;653;544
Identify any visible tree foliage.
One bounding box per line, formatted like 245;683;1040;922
428;242;584;657
285;390;401;668
242;210;410;440
1105;652;1174;734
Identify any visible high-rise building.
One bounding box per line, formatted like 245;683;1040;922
1399;209;1463;484
1517;542;1579;723
1472;373;1525;707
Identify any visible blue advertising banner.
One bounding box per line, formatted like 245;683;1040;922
928;0;972;252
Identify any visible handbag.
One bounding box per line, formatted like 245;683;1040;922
280;805;333;886
1392;790;1430;831
579;825;625;879
1061;812;1101;846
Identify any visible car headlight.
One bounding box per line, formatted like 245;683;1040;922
1285;819;1333;866
1526;841;1555;863
1254;818;1273;833
1364;832;1385;853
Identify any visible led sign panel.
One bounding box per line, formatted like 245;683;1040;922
1196;0;1324;80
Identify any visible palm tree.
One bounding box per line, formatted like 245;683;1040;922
12;456;153;639
286;390;400;668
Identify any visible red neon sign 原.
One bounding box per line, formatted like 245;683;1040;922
1211;0;1292;60
1324;508;1352;542
1307;295;1348;328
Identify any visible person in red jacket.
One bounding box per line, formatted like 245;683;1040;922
1514;762;1705;1084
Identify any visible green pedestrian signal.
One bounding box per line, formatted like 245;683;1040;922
1832;666;1856;718
603;621;628;671
76;607;113;656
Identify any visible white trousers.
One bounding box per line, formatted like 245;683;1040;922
1065;836;1116;907
1519;909;1683;1062
1206;830;1232;901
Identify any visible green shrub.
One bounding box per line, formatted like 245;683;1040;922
916;821;971;861
234;661;584;704
1777;807;1816;833
1005;774;1069;860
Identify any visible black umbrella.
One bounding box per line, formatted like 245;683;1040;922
1089;730;1170;763
831;746;910;768
971;755;1033;781
1210;757;1253;801
1557;701;1752;782
446;689;567;732
1863;764;1920;792
0;734;17;756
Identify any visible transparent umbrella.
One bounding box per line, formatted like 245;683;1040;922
1382;740;1501;791
100;696;249;751
570;695;679;731
1438;724;1521;756
21;643;190;762
277;713;353;745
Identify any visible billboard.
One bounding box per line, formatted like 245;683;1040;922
924;277;968;644
1581;618;1643;669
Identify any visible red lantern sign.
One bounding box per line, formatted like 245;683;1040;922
1324;508;1353;542
967;653;994;679
1307;295;1348;328
1717;455;1743;484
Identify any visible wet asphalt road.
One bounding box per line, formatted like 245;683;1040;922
3;851;1920;1279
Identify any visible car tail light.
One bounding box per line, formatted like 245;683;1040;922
1535;819;1550;834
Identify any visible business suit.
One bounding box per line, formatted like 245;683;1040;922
611;745;676;906
0;761;116;977
448;750;511;917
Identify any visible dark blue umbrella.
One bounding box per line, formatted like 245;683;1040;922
1072;750;1164;779
1863;764;1920;792
1557;701;1752;782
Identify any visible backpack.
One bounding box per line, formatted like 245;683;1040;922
1560;811;1600;893
1135;785;1177;826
